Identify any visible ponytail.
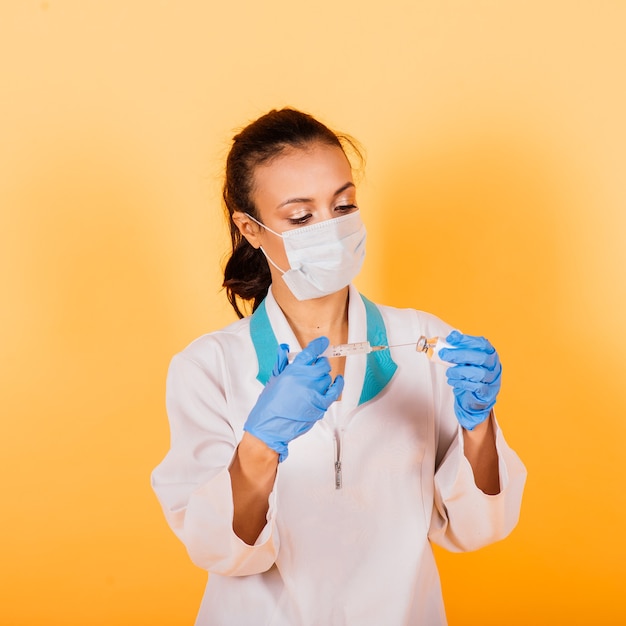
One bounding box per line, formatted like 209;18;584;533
223;238;270;319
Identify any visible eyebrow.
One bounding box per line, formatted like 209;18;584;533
277;182;356;209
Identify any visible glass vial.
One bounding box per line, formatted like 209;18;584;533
415;335;452;366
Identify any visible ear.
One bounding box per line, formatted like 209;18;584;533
232;211;262;249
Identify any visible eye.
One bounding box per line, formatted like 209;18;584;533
335;204;358;213
288;213;313;226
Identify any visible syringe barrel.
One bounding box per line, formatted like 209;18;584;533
288;341;372;362
323;341;372;358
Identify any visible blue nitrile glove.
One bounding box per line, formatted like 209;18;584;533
244;336;344;462
437;330;502;431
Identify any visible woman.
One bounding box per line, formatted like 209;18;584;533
151;108;526;625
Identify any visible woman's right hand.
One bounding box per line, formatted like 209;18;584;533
243;336;344;462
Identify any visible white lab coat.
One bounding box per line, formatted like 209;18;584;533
151;285;526;625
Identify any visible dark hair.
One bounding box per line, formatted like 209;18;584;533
222;107;362;318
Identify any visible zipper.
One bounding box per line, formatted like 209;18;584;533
334;430;343;490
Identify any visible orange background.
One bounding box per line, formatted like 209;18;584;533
2;2;625;624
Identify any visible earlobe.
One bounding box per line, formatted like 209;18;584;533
232;211;261;249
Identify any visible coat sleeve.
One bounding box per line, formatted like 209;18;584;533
418;314;527;552
428;413;527;552
151;346;280;576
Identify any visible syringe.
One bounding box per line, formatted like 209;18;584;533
288;341;386;361
288;336;453;364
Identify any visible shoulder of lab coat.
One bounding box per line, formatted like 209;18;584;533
150;320;281;576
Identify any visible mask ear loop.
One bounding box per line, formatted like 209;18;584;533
244;213;282;238
259;247;287;274
244;213;288;274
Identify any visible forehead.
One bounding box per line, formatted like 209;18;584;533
252;143;353;203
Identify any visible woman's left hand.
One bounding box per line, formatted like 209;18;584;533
437;330;502;431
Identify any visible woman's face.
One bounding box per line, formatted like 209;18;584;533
234;142;358;274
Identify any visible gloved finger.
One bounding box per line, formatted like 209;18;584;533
306;355;332;376
438;347;499;369
472;385;499;403
445;330;495;353
323;374;344;406
454;405;491;430
454;397;497;416
446;364;486;383
272;343;290;377
289;358;332;384
452;378;499;396
454;394;496;415
309;371;333;395
485;362;502;385
305;374;345;412
305;376;344;413
294;336;330;365
297;388;337;420
446;362;502;384
292;397;332;421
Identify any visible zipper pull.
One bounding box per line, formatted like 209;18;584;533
335;460;342;489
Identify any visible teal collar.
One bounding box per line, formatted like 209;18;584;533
249;299;279;387
249;294;397;406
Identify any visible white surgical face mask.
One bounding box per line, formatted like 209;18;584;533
246;210;367;301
